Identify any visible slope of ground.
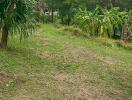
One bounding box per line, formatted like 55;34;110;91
0;24;132;100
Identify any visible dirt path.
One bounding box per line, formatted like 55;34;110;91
0;45;126;100
0;25;131;100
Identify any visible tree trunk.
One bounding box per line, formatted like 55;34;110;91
0;25;9;48
67;14;71;26
0;0;15;48
51;0;54;23
51;8;54;23
61;16;64;24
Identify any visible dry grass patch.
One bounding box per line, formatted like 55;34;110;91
0;71;13;86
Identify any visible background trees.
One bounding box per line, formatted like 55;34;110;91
40;0;131;39
35;0;132;24
86;0;132;10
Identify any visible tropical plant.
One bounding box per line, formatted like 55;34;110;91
0;0;36;48
74;6;132;38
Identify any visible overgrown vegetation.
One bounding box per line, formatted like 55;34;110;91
35;0;132;42
74;6;132;38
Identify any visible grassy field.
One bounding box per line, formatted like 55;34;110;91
0;24;132;100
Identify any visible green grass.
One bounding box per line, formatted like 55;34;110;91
0;24;132;100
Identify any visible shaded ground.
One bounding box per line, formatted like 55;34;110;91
0;24;132;100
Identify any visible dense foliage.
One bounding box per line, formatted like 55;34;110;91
74;6;132;38
35;0;132;24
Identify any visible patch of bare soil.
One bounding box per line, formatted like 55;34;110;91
36;43;116;66
95;55;115;65
0;71;13;86
36;38;116;66
52;72;122;100
72;85;109;100
64;44;116;65
4;71;127;100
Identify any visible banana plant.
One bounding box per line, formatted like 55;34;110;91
74;6;131;38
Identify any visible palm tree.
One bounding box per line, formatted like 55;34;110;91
0;0;36;48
